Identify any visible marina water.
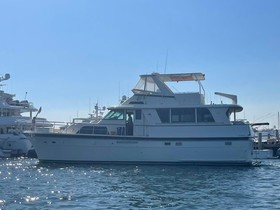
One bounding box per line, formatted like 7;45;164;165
1;159;280;209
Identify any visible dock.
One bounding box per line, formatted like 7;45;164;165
253;130;280;157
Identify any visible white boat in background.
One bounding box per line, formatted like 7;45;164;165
29;72;254;165
0;73;51;157
59;103;105;134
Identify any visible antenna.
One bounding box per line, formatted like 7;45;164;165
164;49;169;73
118;81;120;103
278;112;280;130
89;97;91;114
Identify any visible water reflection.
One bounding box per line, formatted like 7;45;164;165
0;159;280;209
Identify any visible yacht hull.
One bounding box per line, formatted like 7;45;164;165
29;133;253;166
0;133;32;157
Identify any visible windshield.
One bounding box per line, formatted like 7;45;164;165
103;110;124;120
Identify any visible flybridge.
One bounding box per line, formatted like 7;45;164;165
132;72;205;97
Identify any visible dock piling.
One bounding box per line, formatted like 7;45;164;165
258;133;262;150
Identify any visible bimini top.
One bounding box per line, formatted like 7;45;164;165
132;72;205;97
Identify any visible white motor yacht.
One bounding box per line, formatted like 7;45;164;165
29;72;254;165
0;73;51;157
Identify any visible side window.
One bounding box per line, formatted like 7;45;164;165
78;126;94;134
94;126;108;134
135;110;142;120
171;108;195;123
197;108;215;122
156;109;170;123
171;109;180;122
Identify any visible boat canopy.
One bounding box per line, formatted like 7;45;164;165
132;72;205;97
150;73;205;82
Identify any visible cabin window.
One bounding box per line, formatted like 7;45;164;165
0;128;4;134
129;101;144;104
156;109;170;123
226;109;230;118
197;108;215;122
94;126;108;134
171;108;195;123
103;110;124;120
77;126;94;134
135;110;142;120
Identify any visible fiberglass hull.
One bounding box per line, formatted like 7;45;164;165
29;133;253;166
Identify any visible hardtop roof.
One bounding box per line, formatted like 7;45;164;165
139;72;205;82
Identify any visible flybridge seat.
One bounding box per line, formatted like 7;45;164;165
132;72;205;97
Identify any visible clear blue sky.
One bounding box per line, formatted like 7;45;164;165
0;0;279;127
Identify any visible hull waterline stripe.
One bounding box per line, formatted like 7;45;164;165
38;160;253;166
29;133;252;141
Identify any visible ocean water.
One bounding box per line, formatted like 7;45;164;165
1;159;280;210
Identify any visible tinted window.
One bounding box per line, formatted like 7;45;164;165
197;108;215;122
94;126;108;134
171;108;195;123
135;110;142;120
156;109;170;123
78;126;93;134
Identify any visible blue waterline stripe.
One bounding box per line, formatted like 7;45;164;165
30;133;252;141
38;160;253;166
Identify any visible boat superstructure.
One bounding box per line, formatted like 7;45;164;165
29;72;254;165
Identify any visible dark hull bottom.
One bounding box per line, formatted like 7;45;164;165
26;149;38;158
38;160;255;166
